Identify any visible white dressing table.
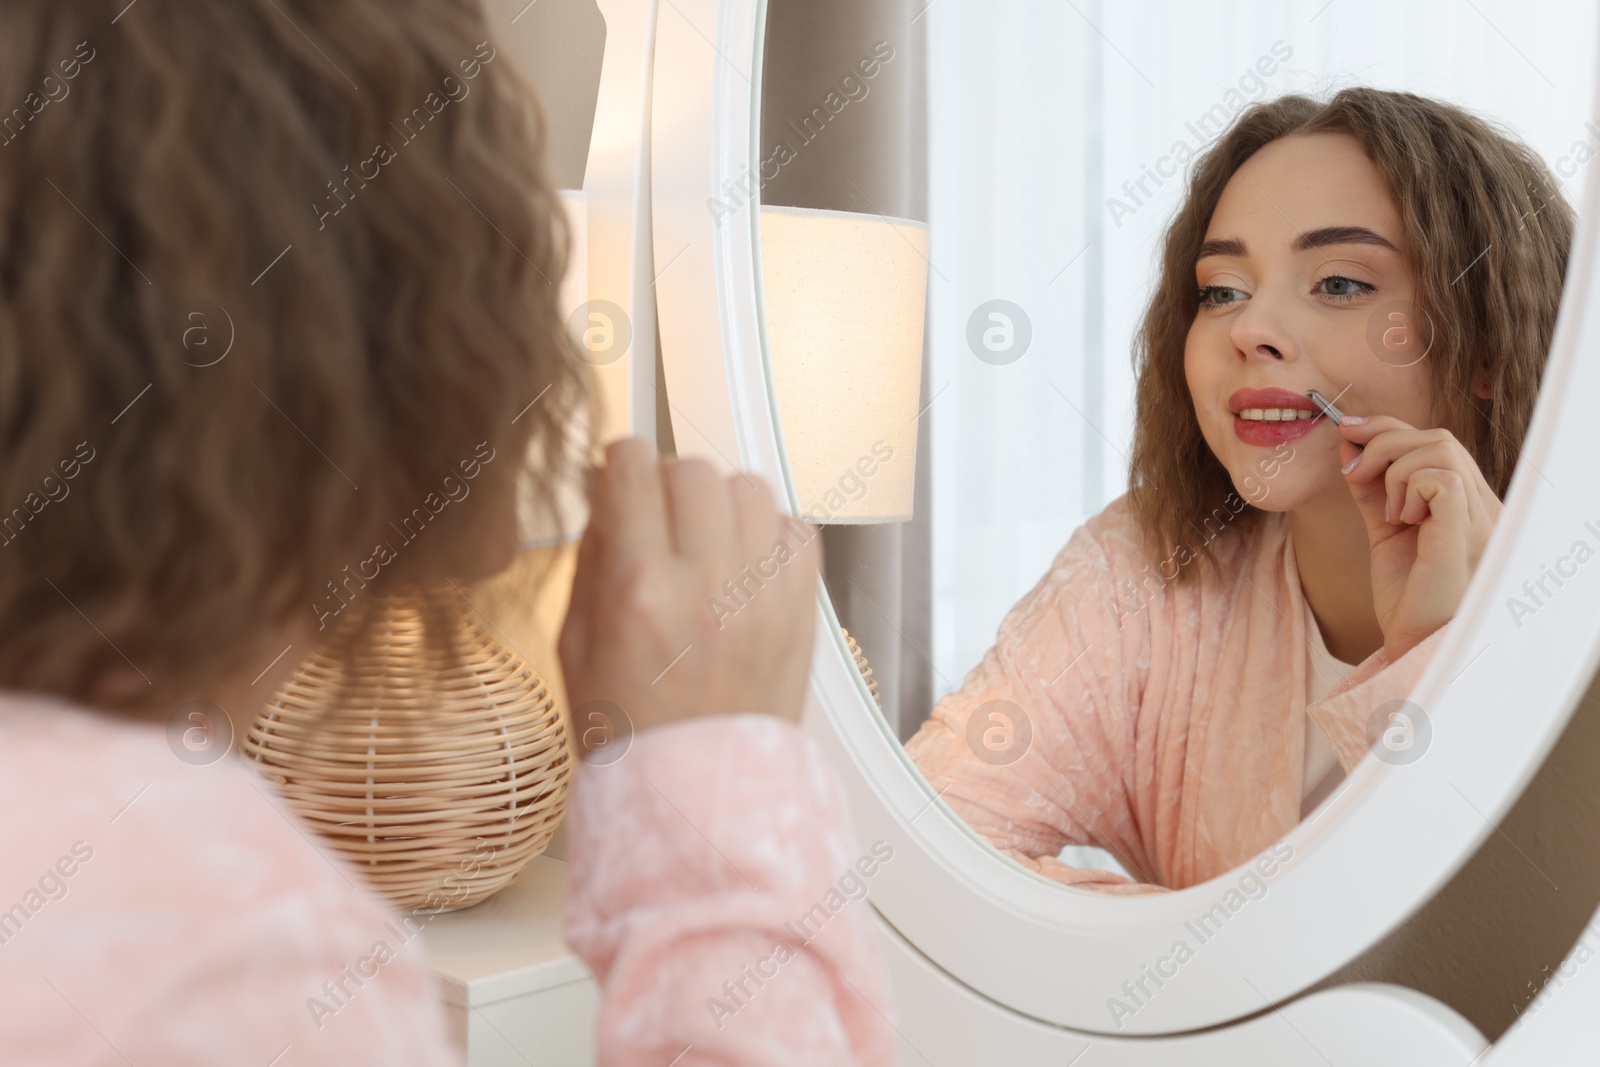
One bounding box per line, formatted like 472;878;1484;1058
419;855;600;1066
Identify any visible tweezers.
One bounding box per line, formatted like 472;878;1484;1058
1307;390;1363;451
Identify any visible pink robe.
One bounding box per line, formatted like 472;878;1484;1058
0;692;461;1066
562;714;898;1065
904;492;1449;893
0;691;897;1065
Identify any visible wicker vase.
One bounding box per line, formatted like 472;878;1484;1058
243;593;571;911
842;627;880;708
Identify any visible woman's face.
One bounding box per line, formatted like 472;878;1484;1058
1184;132;1433;512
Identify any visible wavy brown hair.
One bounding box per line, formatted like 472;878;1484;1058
1128;88;1572;582
0;1;589;713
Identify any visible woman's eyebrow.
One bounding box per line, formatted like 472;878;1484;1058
1197;237;1246;260
1196;226;1399;263
1292;225;1400;253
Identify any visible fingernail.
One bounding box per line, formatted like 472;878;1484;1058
1340;455;1359;475
1384;500;1390;522
1342;414;1368;425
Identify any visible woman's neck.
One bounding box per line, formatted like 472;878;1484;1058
1289;490;1386;665
92;622;310;726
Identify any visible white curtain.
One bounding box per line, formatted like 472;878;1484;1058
923;0;1598;706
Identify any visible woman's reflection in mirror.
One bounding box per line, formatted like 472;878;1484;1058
905;88;1573;893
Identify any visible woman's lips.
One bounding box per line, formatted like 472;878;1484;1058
1226;386;1328;447
1233;412;1323;446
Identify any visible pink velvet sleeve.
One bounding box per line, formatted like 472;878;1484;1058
0;699;463;1067
562;713;898;1066
1306;622;1453;772
903;521;1167;894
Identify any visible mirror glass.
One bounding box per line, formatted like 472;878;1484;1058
755;0;1597;892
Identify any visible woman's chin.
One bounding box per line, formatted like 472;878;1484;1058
1230;474;1331;515
1237;492;1288;514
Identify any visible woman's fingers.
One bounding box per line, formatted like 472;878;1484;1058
1375;438;1451;524
1337;422;1434;482
1334;413;1412;450
728;472;779;564
561;438;671;710
1340;421;1492;528
594;437;670;562
661;457;735;565
560;442;823;735
1337;416;1416;530
1402;467;1469;529
1382;442;1486;527
1341;416;1502;660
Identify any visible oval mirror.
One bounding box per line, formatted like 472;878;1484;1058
651;0;1600;1038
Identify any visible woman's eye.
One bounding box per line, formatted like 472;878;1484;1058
1196;285;1246;308
1316;275;1376;300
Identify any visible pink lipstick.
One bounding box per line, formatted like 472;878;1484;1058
1227;387;1325;446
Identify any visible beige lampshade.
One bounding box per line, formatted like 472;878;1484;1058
759;205;929;524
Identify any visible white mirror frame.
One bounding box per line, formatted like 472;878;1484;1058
650;0;1600;1035
586;0;660;446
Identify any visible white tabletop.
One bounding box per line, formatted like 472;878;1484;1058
417;855;593;1008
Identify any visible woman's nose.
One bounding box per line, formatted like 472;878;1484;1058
1228;299;1298;362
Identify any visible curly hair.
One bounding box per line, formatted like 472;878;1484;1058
1127;88;1572;582
0;0;589;712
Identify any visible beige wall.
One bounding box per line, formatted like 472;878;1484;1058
758;0;926;222
480;0;604;190
484;0;1600;1042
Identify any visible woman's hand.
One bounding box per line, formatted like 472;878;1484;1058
1336;416;1502;661
558;438;822;759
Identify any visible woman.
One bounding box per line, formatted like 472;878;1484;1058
0;1;892;1064
906;89;1571;893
